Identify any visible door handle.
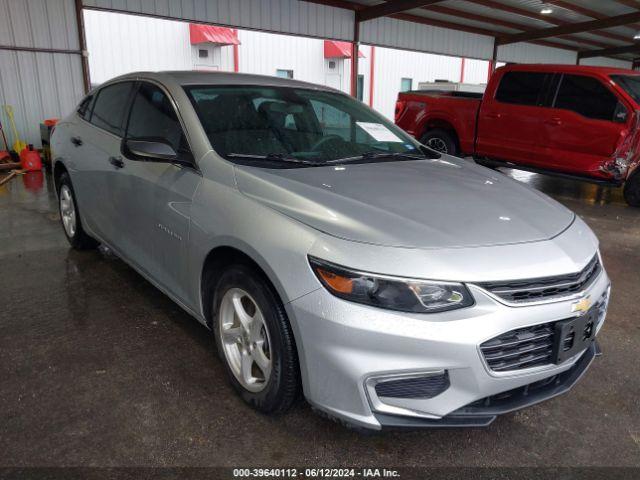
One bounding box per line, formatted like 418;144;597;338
544;118;562;126
485;113;501;119
109;156;124;169
70;136;83;147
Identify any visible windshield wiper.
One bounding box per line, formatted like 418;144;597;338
226;153;316;165
324;151;427;165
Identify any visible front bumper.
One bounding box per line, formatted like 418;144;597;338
374;340;601;428
287;267;610;430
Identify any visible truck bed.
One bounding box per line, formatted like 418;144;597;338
395;91;482;154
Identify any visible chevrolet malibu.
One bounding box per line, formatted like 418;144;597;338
51;71;610;430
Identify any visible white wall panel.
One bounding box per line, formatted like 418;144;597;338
463;58;489;85
370;46;464;120
497;42;577;65
82;0;355;41
580;57;632;69
360;17;494;60
84;9;194;84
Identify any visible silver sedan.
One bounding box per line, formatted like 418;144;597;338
51;71;609;430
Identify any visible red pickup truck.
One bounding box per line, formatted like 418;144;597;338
395;64;640;206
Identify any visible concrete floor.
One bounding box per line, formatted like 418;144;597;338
0;167;639;468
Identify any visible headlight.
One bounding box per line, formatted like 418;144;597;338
309;257;474;313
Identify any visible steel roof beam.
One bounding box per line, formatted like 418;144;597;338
497;11;640;45
423;4;614;49
578;44;640;59
613;0;640;9
356;0;444;22
546;0;640;33
464;0;631;44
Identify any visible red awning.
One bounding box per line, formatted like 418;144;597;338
190;24;240;46
324;40;365;59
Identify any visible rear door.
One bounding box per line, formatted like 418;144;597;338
476;70;551;164
537;73;629;177
119;81;201;304
72;81;135;244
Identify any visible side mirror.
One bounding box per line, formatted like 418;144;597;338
124;139;177;161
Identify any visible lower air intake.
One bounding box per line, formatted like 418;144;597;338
375;372;450;399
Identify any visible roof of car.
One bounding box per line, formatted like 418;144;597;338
498;64;640;77
110;70;339;92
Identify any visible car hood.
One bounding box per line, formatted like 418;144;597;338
234;157;575;249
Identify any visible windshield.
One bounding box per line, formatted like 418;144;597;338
611;74;640;105
184;85;433;166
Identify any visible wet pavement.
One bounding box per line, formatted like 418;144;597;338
0;167;639;468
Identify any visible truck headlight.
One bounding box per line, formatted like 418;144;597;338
309;257;474;313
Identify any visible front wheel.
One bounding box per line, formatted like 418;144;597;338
57;172;98;249
420;129;458;156
624;171;640;207
212;264;300;414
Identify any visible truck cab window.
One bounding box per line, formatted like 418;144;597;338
554;75;619;122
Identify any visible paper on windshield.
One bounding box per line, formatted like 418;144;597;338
356;122;403;143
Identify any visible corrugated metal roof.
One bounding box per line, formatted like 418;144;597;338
81;0;639;62
348;0;639;59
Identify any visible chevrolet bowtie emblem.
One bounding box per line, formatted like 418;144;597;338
572;297;592;314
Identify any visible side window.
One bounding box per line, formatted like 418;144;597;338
554;74;620;122
495;71;548;106
90;82;134;136
126;82;188;155
77;94;95;120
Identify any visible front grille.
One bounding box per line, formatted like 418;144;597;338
477;255;601;303
480;323;555;371
481;290;608;372
375;372;450;399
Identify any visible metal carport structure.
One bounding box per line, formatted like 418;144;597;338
3;0;640;145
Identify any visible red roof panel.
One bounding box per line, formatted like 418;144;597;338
190;24;240;46
324;40;365;59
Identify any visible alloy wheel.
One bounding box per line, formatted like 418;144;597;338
219;288;272;392
427;137;448;153
59;185;77;238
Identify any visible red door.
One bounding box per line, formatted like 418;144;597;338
476;70;551;165
537;73;629;179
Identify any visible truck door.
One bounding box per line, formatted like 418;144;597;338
537;73;629;178
476;70;551;165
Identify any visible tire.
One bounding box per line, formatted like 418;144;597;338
212;264;300;414
57;172;98;249
623;171;640;207
420;129;458;156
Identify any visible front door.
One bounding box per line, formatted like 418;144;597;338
119;81;201;305
537;73;629;177
476;70;550;165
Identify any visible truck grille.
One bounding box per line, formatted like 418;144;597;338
481;291;608;372
477;255;601;303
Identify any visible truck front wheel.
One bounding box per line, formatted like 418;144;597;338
623;171;640;207
420;129;458;156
